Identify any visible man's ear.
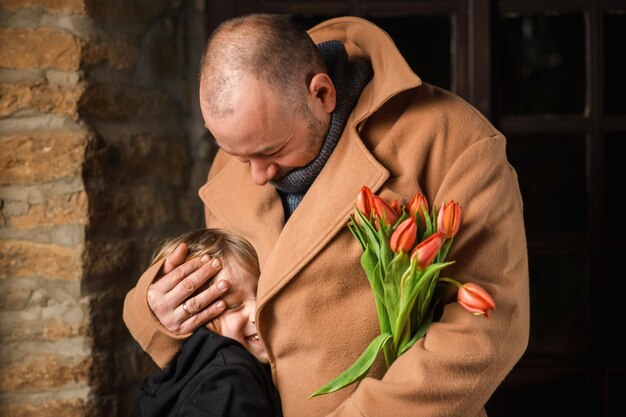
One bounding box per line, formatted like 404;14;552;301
308;73;336;114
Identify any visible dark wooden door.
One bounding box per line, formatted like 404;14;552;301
204;1;626;416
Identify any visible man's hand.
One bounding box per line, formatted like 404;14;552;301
146;243;228;335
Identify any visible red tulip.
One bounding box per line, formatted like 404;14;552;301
408;193;429;229
410;232;444;269
457;283;496;319
390;218;418;252
437;200;461;238
372;195;398;226
390;199;402;218
356;186;375;219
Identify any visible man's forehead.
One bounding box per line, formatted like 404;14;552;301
204;93;294;157
212;136;278;157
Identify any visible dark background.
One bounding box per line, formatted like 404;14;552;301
206;1;626;416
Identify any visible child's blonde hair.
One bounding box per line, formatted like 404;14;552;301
151;228;259;277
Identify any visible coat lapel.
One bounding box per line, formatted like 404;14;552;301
256;121;389;308
198;157;284;268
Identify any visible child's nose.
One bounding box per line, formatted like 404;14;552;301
245;303;256;323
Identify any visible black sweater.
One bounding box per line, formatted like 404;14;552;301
138;327;283;417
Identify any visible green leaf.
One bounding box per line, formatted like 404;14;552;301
393;261;453;349
394;210;409;228
361;246;390;335
437;238;454;263
377;224;393;269
398;299;440;355
348;221;366;251
419;273;442;320
360;244;378;282
355;209;381;258
309;333;392;398
396;315;412;352
421;206;433;240
383;251;409;326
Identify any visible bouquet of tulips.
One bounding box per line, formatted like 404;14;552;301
310;186;496;398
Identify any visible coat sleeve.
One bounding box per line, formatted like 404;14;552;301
122;151;232;368
123;258;188;368
328;135;530;417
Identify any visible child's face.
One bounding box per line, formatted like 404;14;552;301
213;264;268;363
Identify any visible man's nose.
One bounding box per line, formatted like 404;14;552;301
249;160;276;186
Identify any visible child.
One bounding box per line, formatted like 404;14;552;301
137;228;283;417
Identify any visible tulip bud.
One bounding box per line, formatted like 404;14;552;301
408;193;429;229
437;200;461;239
410;232;444;269
390;199;402;218
356;186;375;219
390;218;418;252
372;195;398;226
457;283;496;319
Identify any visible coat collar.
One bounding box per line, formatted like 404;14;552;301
307;16;422;124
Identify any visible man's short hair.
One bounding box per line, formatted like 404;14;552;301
199;13;327;118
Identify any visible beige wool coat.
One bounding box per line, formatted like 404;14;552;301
124;16;530;417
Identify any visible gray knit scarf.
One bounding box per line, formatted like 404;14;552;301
270;40;373;219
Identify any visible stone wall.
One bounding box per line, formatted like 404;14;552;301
0;0;209;415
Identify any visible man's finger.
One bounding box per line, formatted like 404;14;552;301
178;299;227;334
153;256;212;295
167;258;223;305
161;243;188;275
178;277;229;317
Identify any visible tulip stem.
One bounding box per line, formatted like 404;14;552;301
438;277;462;288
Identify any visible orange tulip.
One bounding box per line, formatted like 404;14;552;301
390;199;402;218
457;283;496;319
372;195;398;226
390;218;418;252
410;232;444;269
356;186;375;218
437;200;461;238
408;193;429;229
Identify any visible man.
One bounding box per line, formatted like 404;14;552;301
124;14;530;417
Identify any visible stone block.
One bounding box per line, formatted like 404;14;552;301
0;317;86;343
122;133;189;186
150;38;175;77
82;36;139;72
0;82;84;118
1;314;85;342
86;130;189;186
0;28;81;71
80;83;171;119
85;0;169;25
0;131;88;185
0;240;83;281
0;398;92;417
0;0;86;13
0;355;91;390
42;318;87;340
8;192;88;229
83;239;134;276
88;185;172;232
0;285;32;310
